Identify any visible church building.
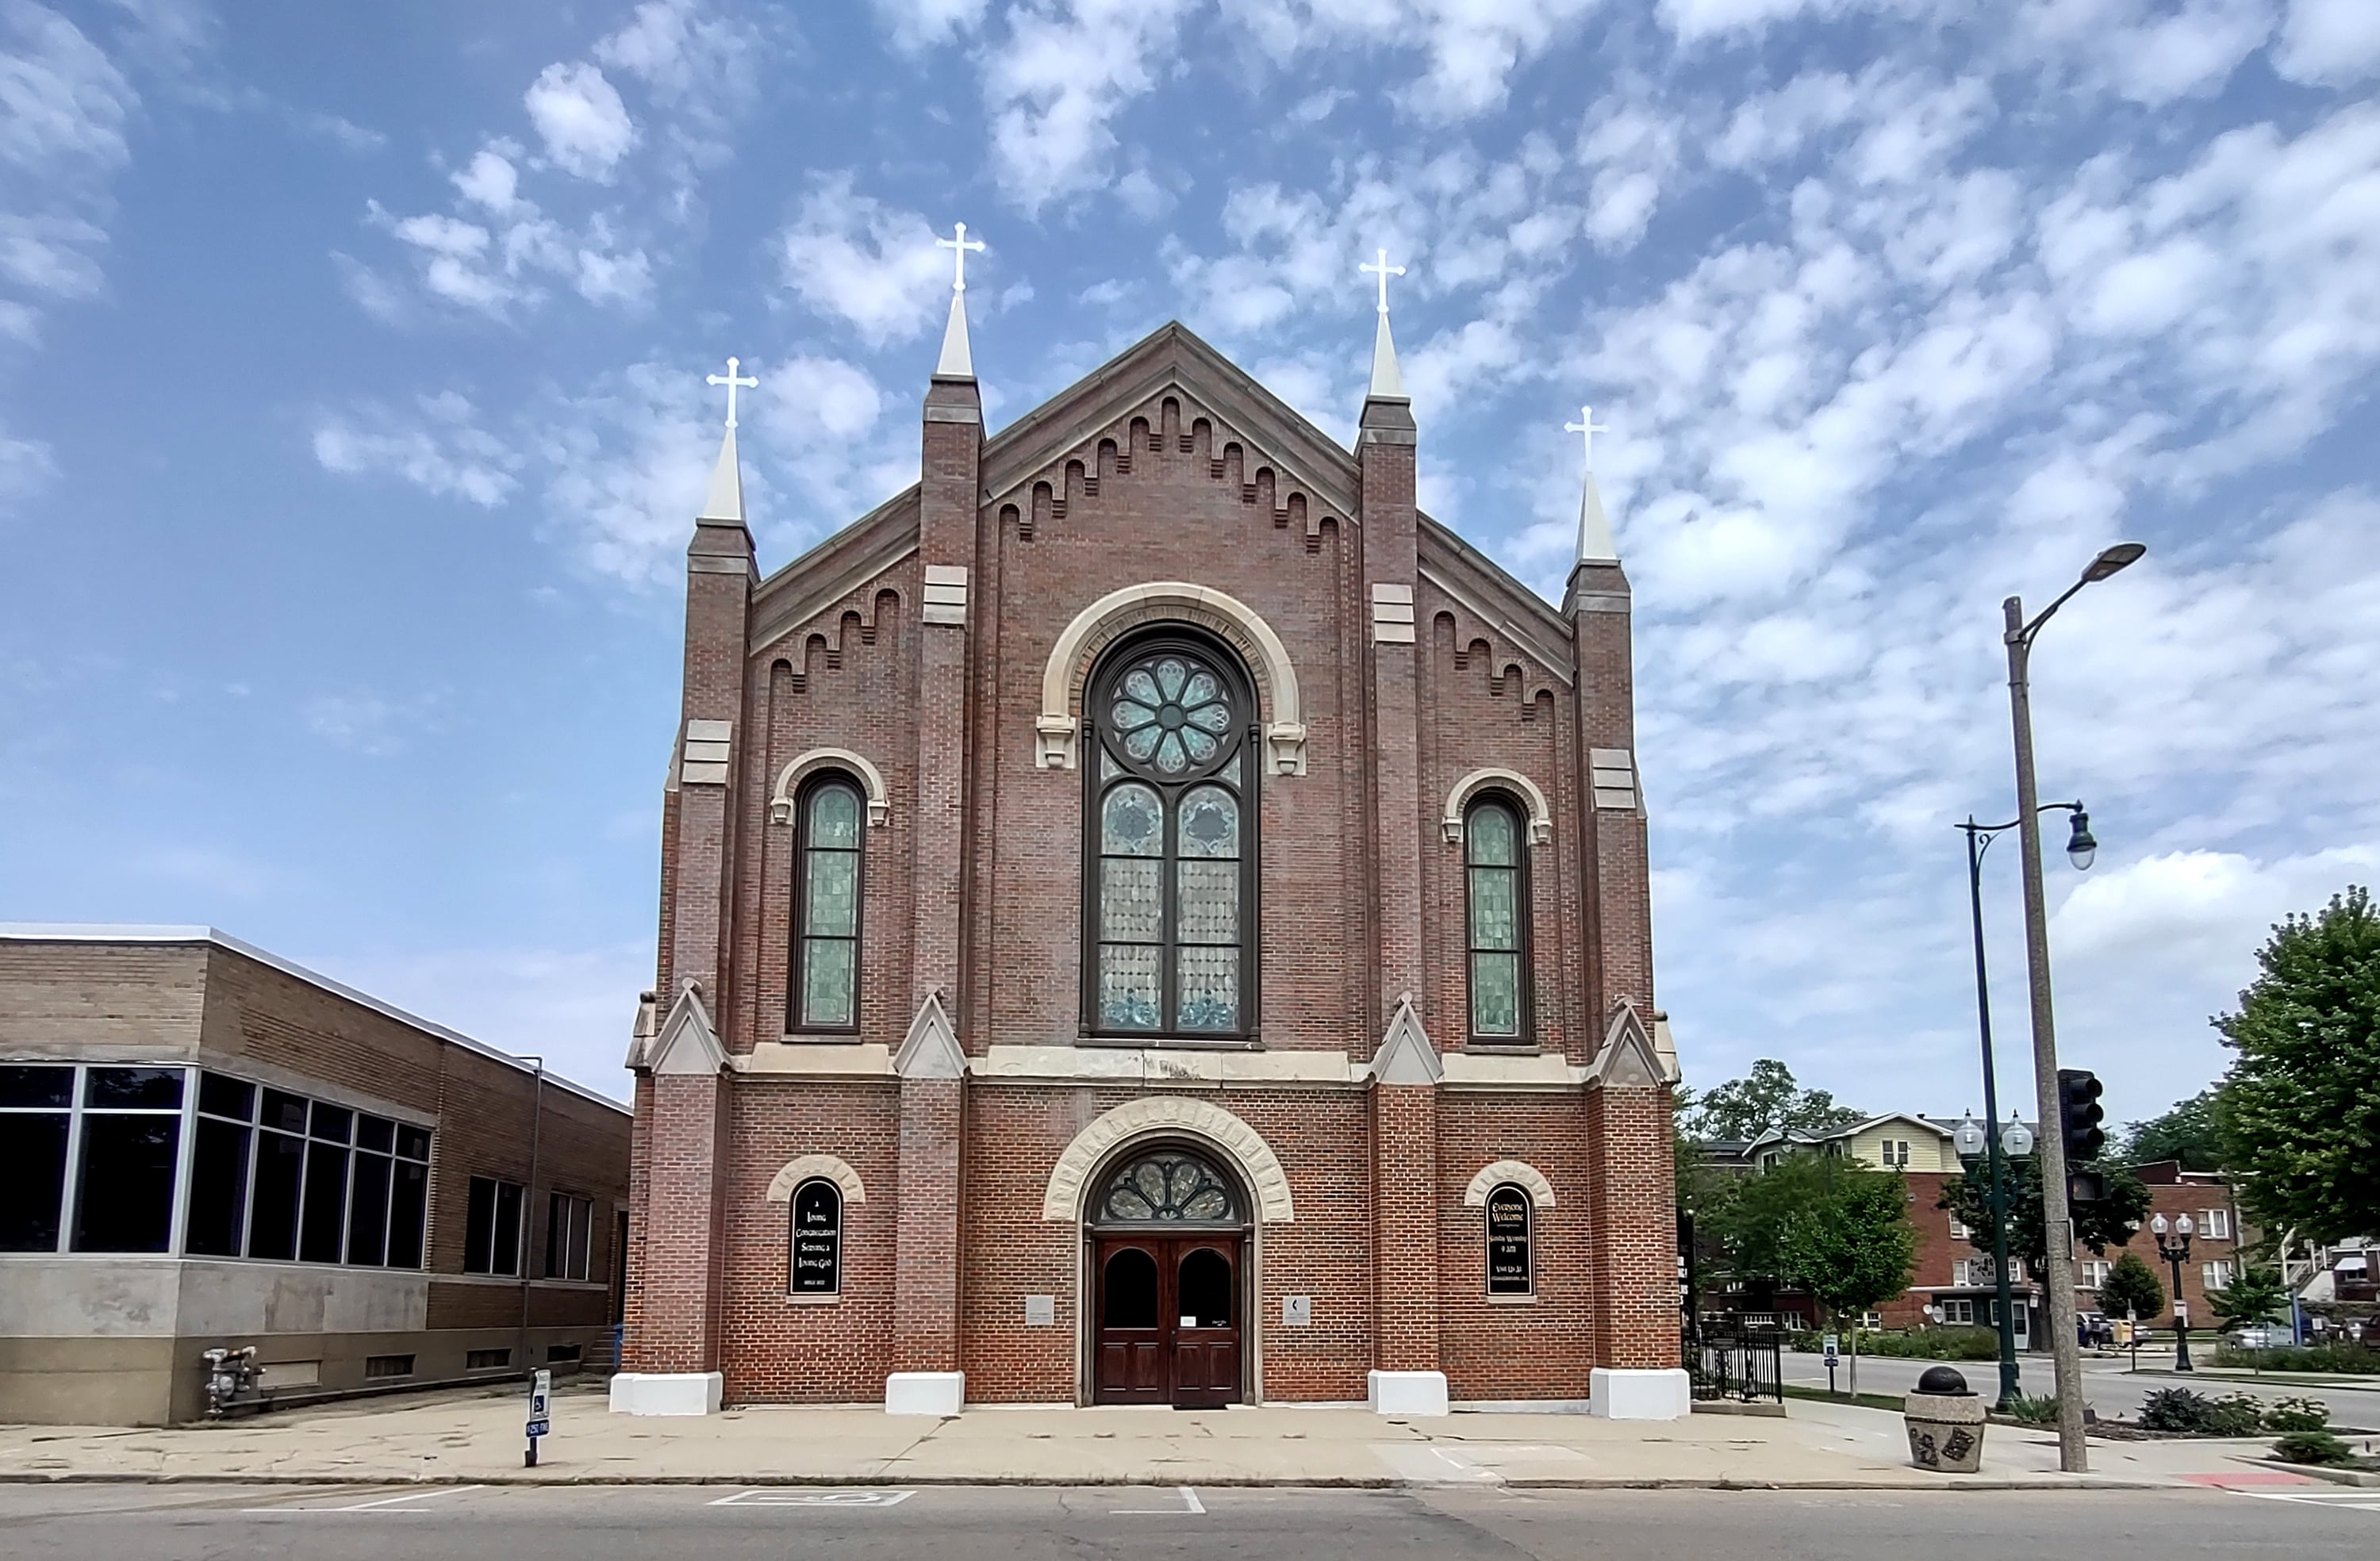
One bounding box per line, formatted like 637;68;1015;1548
612;267;1687;1420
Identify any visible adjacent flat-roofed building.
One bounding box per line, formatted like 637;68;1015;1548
0;926;631;1425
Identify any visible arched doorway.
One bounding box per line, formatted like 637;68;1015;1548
1087;1145;1246;1408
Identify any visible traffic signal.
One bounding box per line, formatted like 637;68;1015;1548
2057;1068;2106;1165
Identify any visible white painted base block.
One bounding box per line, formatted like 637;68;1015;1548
885;1371;965;1416
1366;1369;1450;1417
608;1371;723;1416
1589;1367;1692;1421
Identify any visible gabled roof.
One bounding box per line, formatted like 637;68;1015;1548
748;320;1574;659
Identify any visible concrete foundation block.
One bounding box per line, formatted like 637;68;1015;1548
1589;1367;1691;1421
608;1371;723;1416
885;1371;965;1416
1366;1369;1450;1417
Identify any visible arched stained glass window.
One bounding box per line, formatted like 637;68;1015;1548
1464;796;1528;1042
1085;639;1257;1037
792;778;863;1032
1092;1149;1242;1225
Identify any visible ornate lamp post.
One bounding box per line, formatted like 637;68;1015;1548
2002;540;2146;1472
1958;807;2096;1409
2151;1213;2197;1372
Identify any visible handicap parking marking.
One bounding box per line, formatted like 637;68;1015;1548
1112;1485;1204;1515
240;1485;488;1514
707;1488;916;1508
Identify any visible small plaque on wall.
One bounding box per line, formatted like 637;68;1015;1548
1282;1294;1312;1327
1024;1294;1056;1326
1486;1184;1534;1297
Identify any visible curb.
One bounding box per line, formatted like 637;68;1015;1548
0;1470;2174;1492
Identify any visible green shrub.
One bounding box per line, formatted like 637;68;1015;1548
2210;1341;2380;1374
2139;1387;2220;1433
2205;1393;2267;1437
2005;1394;2059;1425
2272;1430;2355;1467
2263;1396;2332;1433
1854;1327;2002;1361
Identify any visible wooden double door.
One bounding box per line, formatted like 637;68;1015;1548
1092;1234;1242;1408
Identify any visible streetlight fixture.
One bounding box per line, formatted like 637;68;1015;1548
2151;1213;2197;1372
2002;539;2148;1475
1960;804;2098;1410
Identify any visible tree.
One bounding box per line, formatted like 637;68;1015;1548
2208;1266;2289;1331
2117;1091;2225;1172
1702;1152;1838;1291
2098;1251;2164;1323
2215;887;2380;1245
1937;1154;2151;1273
1779;1168;1918;1397
1687;1060;1864;1143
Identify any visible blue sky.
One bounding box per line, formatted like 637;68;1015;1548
5;0;2378;1124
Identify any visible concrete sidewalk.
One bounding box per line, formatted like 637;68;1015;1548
0;1380;2297;1491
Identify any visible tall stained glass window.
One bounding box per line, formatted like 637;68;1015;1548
1086;640;1256;1037
793;777;864;1031
1464;796;1528;1041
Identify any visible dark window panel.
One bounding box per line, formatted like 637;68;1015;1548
493;1181;523;1276
298;1141;350;1262
0;1064;72;1109
465;1177;495;1273
0;1112;68;1251
387;1160;428;1268
248;1131;304;1260
308;1103;352;1144
355;1115;393;1153
346;1153;392;1266
394;1124;431;1162
71;1114;180;1252
85;1067;182;1110
185;1118;251;1257
197;1072;255;1122
260;1090;307;1135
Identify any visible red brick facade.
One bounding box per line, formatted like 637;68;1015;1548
621;321;1678;1406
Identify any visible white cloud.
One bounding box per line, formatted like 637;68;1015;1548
452;147;520;213
776;177;954;346
523;61;637;181
0;2;140;347
983;0;1197;212
2272;0;2380;84
310;393;521;507
301;690;442;757
872;0;992;49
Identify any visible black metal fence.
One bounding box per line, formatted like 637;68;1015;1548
1685;1329;1783;1403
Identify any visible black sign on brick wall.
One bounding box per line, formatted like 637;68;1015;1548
791;1179;841;1295
1486;1183;1533;1296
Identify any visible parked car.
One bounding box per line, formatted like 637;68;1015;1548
2228;1324;2278;1348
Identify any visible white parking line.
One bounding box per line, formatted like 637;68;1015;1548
240;1486;487;1514
1113;1486;1205;1515
2231;1488;2380;1510
707;1488;916;1508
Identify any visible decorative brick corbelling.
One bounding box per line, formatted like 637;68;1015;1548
1035;581;1307;774
768;747;891;827
1039;1096;1295;1222
764;1153;869;1205
1461;1159;1555;1209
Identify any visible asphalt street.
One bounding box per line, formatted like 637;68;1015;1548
1782;1350;2380;1428
0;1482;2374;1560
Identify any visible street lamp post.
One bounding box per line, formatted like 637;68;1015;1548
2002;540;2147;1475
1960;809;2096;1411
2152;1213;2197;1372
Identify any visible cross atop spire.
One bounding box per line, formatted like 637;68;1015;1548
934;221;984;378
1564;405;1610;472
937;221;985;293
1360;247;1405;315
707;356;758;431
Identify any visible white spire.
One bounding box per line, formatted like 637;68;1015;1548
1361;246;1407;400
1565;405;1617;566
935;221;985;379
699;426;743;524
698;355;756;525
